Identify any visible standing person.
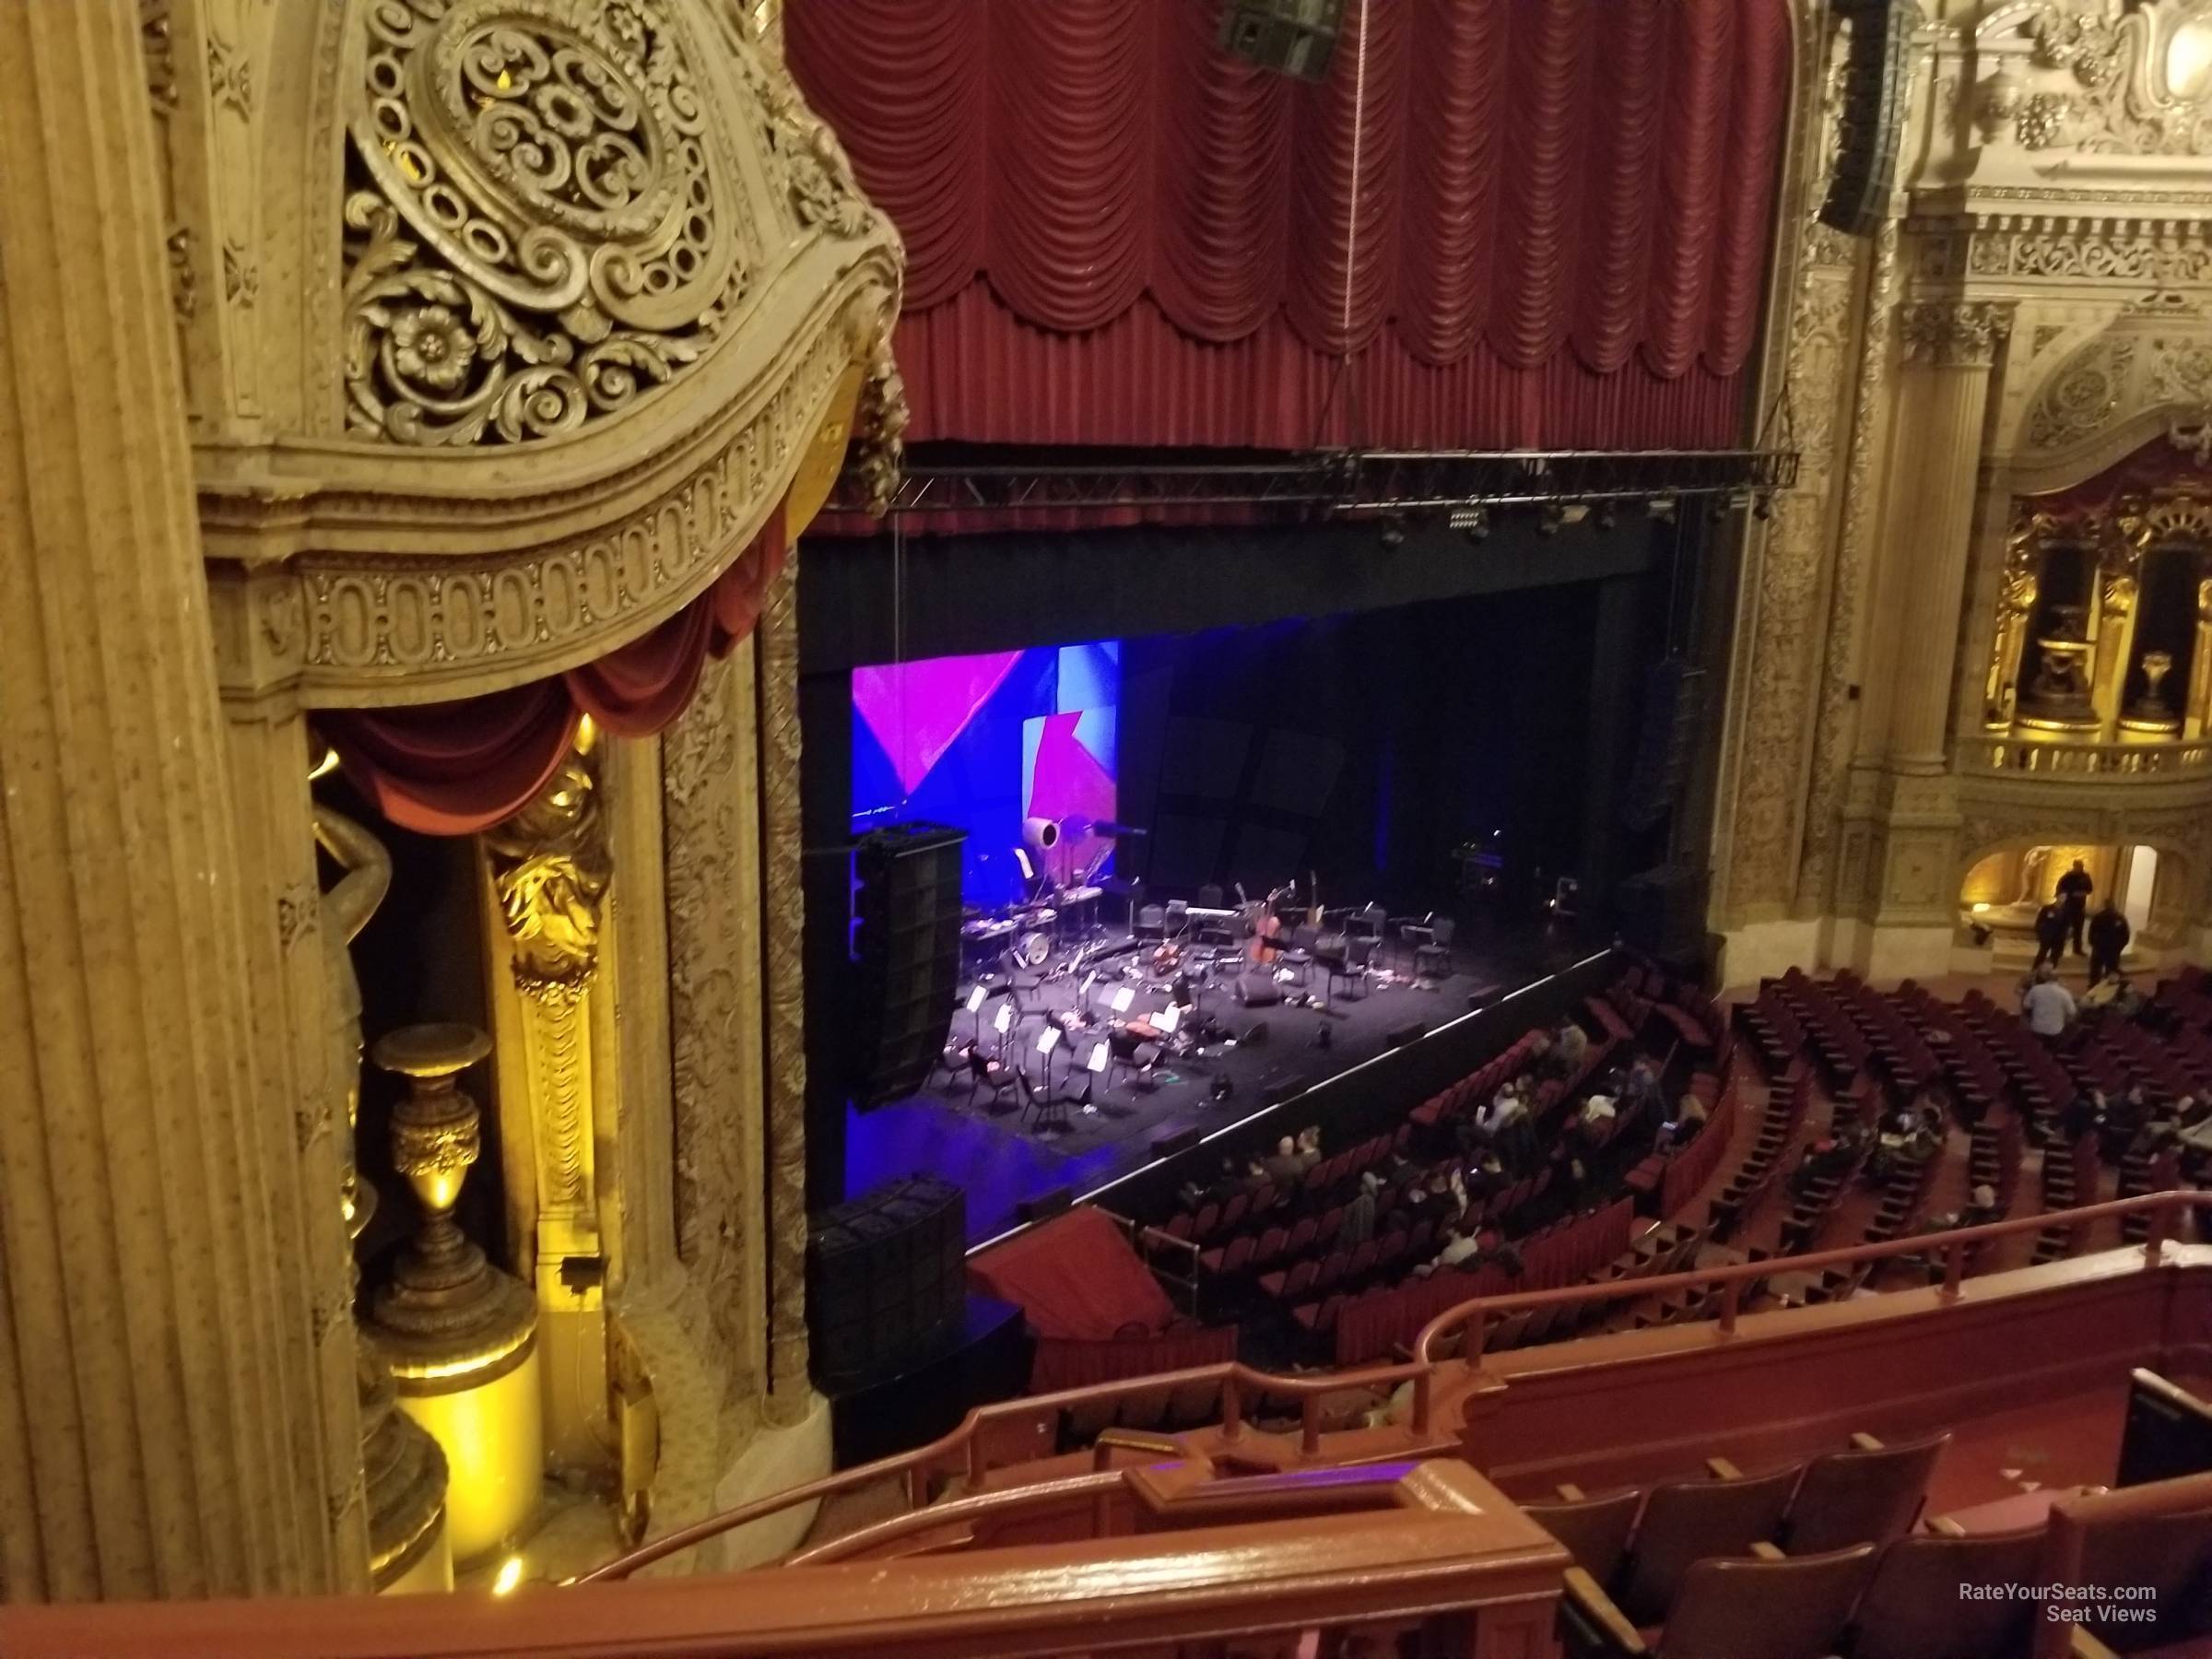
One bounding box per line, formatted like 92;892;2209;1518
2021;964;2077;1042
2031;900;2067;973
2088;899;2131;986
2056;859;2094;957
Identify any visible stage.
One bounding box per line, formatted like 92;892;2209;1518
847;912;1597;1245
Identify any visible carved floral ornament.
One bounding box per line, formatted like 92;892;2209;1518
1900;300;2016;367
2018;311;2212;462
1976;0;2212;158
339;0;890;449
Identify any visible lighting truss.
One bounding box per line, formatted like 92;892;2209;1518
839;448;1799;521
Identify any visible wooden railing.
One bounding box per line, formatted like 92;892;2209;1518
0;1461;1571;1659
579;1188;2212;1583
1960;734;2212;778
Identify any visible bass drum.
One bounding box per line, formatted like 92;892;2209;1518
1014;930;1053;969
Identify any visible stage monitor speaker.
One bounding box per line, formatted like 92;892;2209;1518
1615;865;1710;963
1151;1125;1204;1159
846;821;966;1110
1218;0;1343;82
1818;0;1922;237
1386;1019;1426;1048
807;1175;966;1390
1241;1019;1271;1046
1259;1069;1301;1106
1015;1186;1073;1223
1237;973;1284;1008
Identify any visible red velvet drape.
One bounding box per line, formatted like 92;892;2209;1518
785;0;1790;451
324;502;788;835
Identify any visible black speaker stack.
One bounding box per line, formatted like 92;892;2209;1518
1622;660;1705;834
806;1175;966;1391
845;822;966;1111
1614;865;1710;966
1818;0;1922;237
1218;0;1343;82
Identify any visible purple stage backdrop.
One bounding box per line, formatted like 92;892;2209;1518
853;641;1118;910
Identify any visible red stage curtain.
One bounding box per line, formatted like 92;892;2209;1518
324;503;787;834
785;0;1790;451
968;1206;1177;1340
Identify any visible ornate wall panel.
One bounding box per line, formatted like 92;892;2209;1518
1720;232;1861;918
1794;223;1902;918
659;649;765;1416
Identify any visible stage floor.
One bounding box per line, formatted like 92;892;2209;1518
847;915;1594;1245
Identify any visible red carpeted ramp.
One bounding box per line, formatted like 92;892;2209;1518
970;1206;1173;1340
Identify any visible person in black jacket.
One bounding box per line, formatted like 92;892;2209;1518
2056;860;2094;956
2088;899;2131;986
2031;900;2066;972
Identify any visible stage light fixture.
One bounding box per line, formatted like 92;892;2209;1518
1450;506;1490;542
1752;492;1774;521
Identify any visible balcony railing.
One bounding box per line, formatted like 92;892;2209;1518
1959;734;2212;778
0;1461;1569;1659
578;1189;2212;1583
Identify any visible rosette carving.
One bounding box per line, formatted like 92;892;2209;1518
343;0;752;445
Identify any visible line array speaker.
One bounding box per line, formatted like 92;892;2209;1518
846;821;966;1111
806;1175;966;1390
1818;0;1923;237
1218;0;1344;82
1622;661;1706;833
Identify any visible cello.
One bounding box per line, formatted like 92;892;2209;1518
1250;883;1288;964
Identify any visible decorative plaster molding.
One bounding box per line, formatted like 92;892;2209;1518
340;0;760;448
278;321;845;702
1900;299;2018;366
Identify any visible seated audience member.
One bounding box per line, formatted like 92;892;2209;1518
1341;1171;1380;1245
1962;1182;2001;1228
1263;1135;1304;1187
2019;963;2077;1039
2058;1088;2106;1146
1551;1018;1590;1076
1293;1125;1324;1173
1579;1093;1618;1132
1670;1092;1710;1144
1622;1059;1665;1118
1464;1151;1505;1204
1418;1221;1484;1277
1243;1159;1273;1193
2174;1098;2212;1159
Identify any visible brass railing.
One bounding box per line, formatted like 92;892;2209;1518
578;1188;2212;1583
1960;734;2212;777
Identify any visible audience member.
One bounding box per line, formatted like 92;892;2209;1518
2020;963;2077;1039
1293;1125;1324;1174
1341;1171;1380;1246
1551;1018;1590;1077
1262;1135;1304;1187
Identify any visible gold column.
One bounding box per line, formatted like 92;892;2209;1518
0;2;342;1599
2189;576;2212;739
1880;301;2015;771
482;747;618;1473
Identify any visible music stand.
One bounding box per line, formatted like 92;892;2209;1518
1033;1024;1064;1096
966;982;990;1048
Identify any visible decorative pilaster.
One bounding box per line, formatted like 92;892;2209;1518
756;554;814;1421
483;747;618;1473
0;1;338;1598
1880;300;2015;769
